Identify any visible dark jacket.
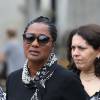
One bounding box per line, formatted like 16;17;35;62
6;63;87;100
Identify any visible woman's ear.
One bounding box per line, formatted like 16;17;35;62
51;43;56;53
96;47;100;58
53;42;56;47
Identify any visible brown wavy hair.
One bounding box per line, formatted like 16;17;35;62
66;24;100;76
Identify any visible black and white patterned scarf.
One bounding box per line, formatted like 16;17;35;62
22;53;57;100
90;91;100;100
0;87;6;100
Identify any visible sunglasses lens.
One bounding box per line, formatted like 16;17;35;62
38;35;49;44
23;33;50;45
23;34;35;43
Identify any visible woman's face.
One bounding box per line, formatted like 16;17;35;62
71;34;100;71
23;22;54;62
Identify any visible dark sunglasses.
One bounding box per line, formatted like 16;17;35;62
23;33;50;45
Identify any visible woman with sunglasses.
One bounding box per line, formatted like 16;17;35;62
6;16;87;100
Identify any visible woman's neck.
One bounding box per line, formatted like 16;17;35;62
80;70;96;82
28;60;46;77
80;70;100;96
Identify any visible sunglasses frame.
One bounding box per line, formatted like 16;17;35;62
23;33;51;46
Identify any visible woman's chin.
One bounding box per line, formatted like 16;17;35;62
28;55;41;61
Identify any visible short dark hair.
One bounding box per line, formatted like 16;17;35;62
24;16;57;42
66;24;100;76
6;28;17;38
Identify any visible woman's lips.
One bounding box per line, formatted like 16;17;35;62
74;59;82;64
29;50;40;56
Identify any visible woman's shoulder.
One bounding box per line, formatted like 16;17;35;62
52;64;88;100
8;68;23;77
55;63;80;80
7;68;23;82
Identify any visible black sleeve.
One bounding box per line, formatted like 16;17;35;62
61;73;88;100
6;72;15;100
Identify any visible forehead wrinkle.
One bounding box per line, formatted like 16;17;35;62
72;34;89;47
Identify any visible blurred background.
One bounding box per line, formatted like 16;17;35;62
0;0;100;91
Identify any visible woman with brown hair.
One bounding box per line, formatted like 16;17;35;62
66;24;100;100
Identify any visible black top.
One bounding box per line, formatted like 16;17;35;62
6;63;87;100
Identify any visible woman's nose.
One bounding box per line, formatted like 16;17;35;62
72;48;80;56
31;39;39;47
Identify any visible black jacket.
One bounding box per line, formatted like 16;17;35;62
7;63;87;100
